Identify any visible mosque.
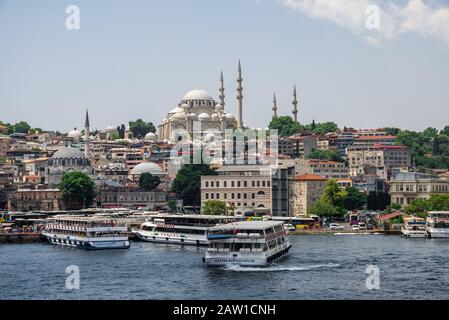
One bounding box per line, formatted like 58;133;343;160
157;61;299;143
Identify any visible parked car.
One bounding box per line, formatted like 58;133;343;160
358;222;367;231
283;224;296;232
366;224;374;230
328;223;344;230
351;224;360;232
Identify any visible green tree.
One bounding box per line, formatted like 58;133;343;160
308;200;342;218
384;127;401;136
128;119;156;139
172;164;217;206
13;121;31;134
341;187;367;211
168;199;177;212
138;172;161;191
307;149;344;162
321;179;344;207
404;198;429;216
202;200;227;215
305;121;339;135
268;116;302;137
59;171;96;210
367;191;390;211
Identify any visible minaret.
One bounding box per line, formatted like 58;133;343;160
84;109;90;158
236;60;243;129
292;85;298;122
219;70;225;108
272;92;278;118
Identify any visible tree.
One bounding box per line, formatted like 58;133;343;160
305;121;339;135
59;171;96;210
268;116;302;137
139;172;160;191
404;198;429;216
307;149;344;162
172;164;217;206
309;200;344;218
367;191;390;211
128;119;156;139
168;199;177;212
321;179;344;207
202;200;227;215
13;121;31;134
384;127;401;136
341;187;367;211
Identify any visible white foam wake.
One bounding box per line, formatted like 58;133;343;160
223;263;340;272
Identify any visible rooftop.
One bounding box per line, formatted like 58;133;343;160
208;220;283;231
292;174;327;181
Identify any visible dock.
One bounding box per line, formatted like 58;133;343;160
0;232;45;244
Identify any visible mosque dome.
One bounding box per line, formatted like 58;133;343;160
172;112;185;120
104;125;117;133
144;132;157;141
130;161;164;176
169;106;184;114
182;87;214;101
52;147;86;159
215;103;223;111
198;113;210;121
67;128;82;139
225;113;235;119
211;113;218;120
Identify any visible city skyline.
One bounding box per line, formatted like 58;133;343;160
1;0;449;132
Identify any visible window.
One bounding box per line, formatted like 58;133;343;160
224;181;227;187
205;193;209;199
237;181;241;187
216;193;220;199
211;181;214;188
205;181;209;188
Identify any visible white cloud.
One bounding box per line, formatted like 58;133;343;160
279;0;449;47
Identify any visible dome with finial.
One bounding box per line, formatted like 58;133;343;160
182;87;214;101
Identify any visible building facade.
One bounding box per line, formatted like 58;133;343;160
8;188;63;211
201;165;272;214
390;172;449;207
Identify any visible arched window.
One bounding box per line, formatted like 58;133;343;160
257;191;265;196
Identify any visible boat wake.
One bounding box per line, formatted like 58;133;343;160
222;263;340;272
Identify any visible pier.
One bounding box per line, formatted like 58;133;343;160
0;232;44;244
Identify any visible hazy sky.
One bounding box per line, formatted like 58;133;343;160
1;0;449;132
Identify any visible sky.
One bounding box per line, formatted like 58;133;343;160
1;0;449;133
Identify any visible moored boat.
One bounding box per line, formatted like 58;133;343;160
401;217;427;238
203;220;292;267
426;211;449;238
43;216;130;249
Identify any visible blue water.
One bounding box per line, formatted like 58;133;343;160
2;234;449;299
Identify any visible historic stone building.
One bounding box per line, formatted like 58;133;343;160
289;174;327;216
8;187;63;211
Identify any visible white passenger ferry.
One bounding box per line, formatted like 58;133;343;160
203;221;292;267
401;217;427;238
426;211;449;238
43;216;130;249
132;214;237;246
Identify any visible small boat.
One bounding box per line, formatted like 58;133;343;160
43;215;130;250
426;211;449;238
203;221;292;267
401;217;427;238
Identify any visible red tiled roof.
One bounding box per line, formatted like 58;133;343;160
357;135;396;141
378;211;403;221
292;174;327;181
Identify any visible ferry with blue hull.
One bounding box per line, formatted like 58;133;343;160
203;221;292;267
43;216;130;250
